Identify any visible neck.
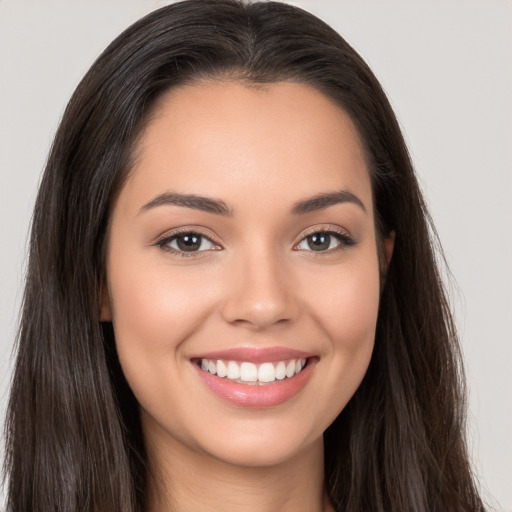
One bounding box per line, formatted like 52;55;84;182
144;429;333;512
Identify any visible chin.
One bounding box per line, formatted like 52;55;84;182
209;438;314;468
193;416;325;469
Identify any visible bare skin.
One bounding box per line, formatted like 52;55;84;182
144;430;333;511
102;81;393;512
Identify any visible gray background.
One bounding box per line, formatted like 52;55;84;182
1;0;510;509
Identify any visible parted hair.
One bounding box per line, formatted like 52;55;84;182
4;1;485;511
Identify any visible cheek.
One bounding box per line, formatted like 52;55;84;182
106;246;218;389
106;253;222;432
300;248;381;422
109;252;213;344
307;254;381;350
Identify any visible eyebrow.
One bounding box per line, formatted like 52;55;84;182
139;192;234;216
290;190;367;215
139;189;366;216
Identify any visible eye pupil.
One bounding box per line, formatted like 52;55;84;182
177;234;201;251
307;233;330;251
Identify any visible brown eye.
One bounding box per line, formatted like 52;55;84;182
296;229;355;253
176;234;202;252
158;232;218;255
306;233;333;251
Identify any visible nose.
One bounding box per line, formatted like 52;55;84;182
221;249;300;330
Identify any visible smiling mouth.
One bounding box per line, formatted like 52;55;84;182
195;357;311;385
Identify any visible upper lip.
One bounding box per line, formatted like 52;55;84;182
191;347;316;363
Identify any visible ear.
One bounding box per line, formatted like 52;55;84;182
99;278;112;321
381;230;395;274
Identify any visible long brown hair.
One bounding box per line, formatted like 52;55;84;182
4;1;485;510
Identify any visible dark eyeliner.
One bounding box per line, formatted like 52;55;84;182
154;229;220;257
296;226;357;254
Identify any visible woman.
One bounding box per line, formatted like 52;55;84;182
3;1;486;510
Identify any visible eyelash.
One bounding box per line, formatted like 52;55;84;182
155;226;356;258
155;228;220;258
297;226;356;256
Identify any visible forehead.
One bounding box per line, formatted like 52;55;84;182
121;80;372;216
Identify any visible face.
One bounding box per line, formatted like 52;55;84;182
102;81;391;468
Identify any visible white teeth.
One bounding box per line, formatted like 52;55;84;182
258;362;276;383
275;361;286;380
286;360;295;378
216;360;227;378
199;357;309;384
227;360;241;379
240;362;258;382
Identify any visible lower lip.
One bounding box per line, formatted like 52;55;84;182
194;359;317;408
